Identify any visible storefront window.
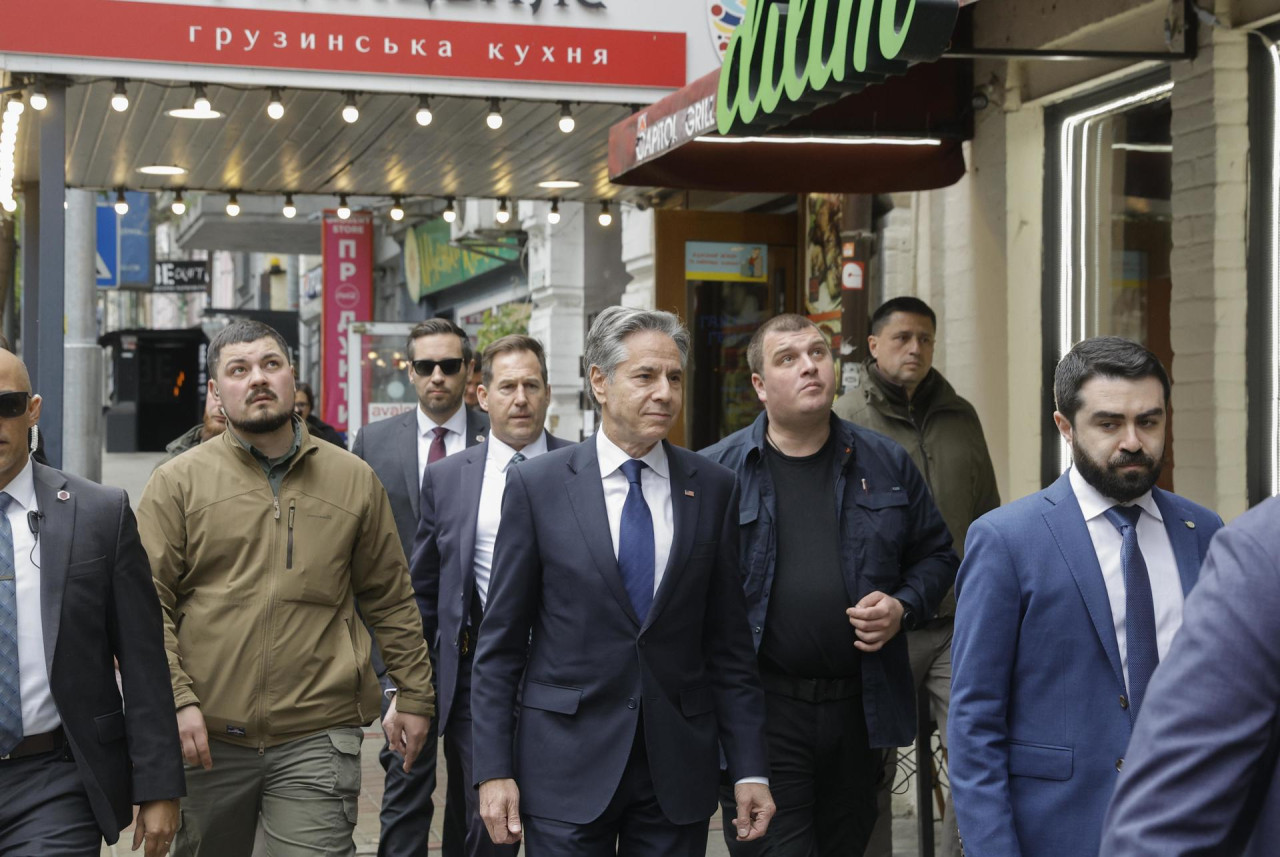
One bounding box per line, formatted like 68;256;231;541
1043;73;1174;482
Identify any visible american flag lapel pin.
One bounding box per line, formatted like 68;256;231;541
56;490;70;501
684;489;695;497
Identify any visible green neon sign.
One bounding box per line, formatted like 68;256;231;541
716;0;958;134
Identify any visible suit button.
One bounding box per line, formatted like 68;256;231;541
754;626;762;634
1119;695;1129;709
627;698;637;710
763;590;770;599
1116;758;1124;771
638;639;646;648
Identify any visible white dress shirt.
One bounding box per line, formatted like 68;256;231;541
1069;466;1184;693
596;430;673;592
7;459;59;734
417;405;469;487
473;431;550;608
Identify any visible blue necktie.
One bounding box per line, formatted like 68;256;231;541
1103;504;1158;716
618;459;654;621
0;493;21;755
509;452;526;467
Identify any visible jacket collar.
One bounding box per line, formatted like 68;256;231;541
747;411;856;467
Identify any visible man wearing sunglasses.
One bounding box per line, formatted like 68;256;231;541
352;317;489;857
0;349;184;856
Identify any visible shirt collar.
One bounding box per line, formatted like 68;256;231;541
418;404;468;440
230;417;303;467
1068;465;1162;523
595;429;669;480
487;431;549;472
0;457;36;512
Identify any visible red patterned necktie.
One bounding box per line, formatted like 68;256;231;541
428;426;448;464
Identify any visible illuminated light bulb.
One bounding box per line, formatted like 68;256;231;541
29;86;47;112
1;199;16;213
548;199;561;225
193;84;211;113
415;95;433;127
267;88;285;120
171;190;186;216
442;197;457;223
226;192;240;217
282;193;296;219
389;197;405;221
337;195;351;219
110;79;129;112
486;98;503;130
495;198;510;225
558;102;575;134
6;95;23;116
114;189;129;216
342;93;359;124
598;200;612;227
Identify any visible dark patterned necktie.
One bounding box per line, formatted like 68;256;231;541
0;493;21;755
509;452;526;467
1103;504;1158;715
428;426;448;465
617;460;654;620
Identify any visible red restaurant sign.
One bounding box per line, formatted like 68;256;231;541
0;0;686;89
322;212;374;433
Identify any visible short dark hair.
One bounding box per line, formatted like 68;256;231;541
1054;336;1171;424
295;382;315;410
207;319;292;378
481;335;548;386
406;318;473;368
746;314;822;375
871;297;937;335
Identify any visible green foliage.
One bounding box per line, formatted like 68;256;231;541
476;302;532;352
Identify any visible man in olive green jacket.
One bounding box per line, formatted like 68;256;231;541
834;297;1000;857
139;319;435;857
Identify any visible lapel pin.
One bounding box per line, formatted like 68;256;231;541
56;490;70;502
684;490;695;497
476;434;485;443
1185;520;1196;529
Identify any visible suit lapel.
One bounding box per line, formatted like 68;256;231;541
1041;474;1127;695
400;410;421;519
1153;488;1201;598
643;443;698;631
565;442;642;626
32;464;73;676
458;444;486;598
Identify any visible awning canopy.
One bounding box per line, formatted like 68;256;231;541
609;0;973;195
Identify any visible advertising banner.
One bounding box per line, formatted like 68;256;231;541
321;212;373;432
0;0;695;90
403;219;520;301
155;259;210;293
684;241;767;282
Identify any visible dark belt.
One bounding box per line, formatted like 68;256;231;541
0;727;65;762
759;671;861;703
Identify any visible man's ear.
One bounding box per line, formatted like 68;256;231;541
589;366;608;407
1052;411;1074;444
751;373;767;405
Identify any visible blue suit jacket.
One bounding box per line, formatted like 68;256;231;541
471;438;769;826
409;432;575;732
1101;495;1280;857
950;471;1221;857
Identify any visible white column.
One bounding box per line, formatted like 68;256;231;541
524;201;587;441
62;188;102;481
620;206;656;310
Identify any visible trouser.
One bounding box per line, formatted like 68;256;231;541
522;718;706;857
0;745;101;856
719;674;883;856
863;619;958;857
174;727;363;857
378;682;457;857
445;649;520;857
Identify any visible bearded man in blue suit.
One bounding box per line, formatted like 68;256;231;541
949;337;1221;857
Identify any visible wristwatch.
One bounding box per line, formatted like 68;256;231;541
898;599;918;632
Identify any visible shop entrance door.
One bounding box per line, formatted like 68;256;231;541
344;321;418;446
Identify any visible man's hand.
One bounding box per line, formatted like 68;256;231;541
176;704;212;769
133;798;179;856
733;782;775;841
479;778;523;845
382;695;432;773
847;591;905;652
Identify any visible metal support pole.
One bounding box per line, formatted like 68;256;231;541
63;189;101;481
36;83;65;468
21;182;38;373
915;683;936;857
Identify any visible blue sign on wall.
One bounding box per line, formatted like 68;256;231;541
97;192;152;289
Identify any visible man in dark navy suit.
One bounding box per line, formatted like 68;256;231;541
472;307;774;855
353;317;488;857
410;335;573;857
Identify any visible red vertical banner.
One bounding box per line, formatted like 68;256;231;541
321;212;374;432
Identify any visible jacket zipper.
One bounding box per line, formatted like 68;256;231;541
286;501;295;569
258;495;282;746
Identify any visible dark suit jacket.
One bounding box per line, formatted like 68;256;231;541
409;432;575;732
32;462;184;842
950;472;1222;857
471;439;769;826
352;406;489;561
1101;495;1280;857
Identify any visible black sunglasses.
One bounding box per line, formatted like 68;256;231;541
0;391;30;419
410;358;465;377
